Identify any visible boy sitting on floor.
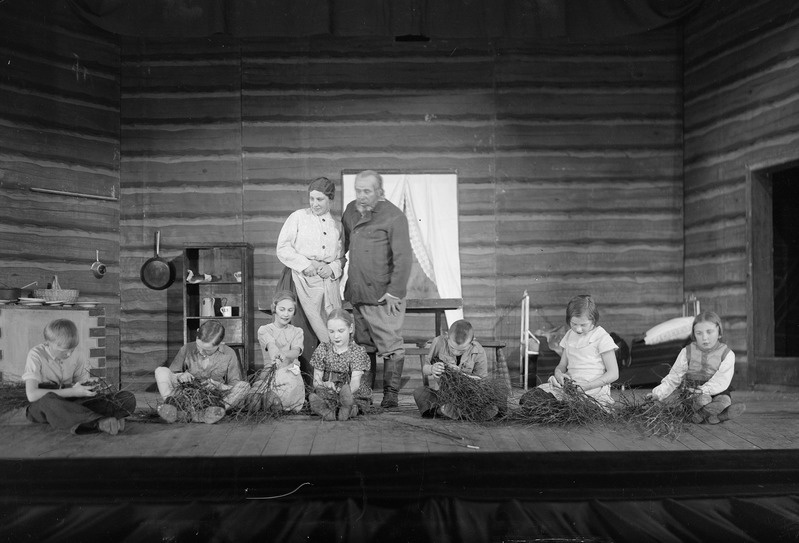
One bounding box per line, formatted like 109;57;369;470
413;319;499;421
154;320;250;424
24;318;135;435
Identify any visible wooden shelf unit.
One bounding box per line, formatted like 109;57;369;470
183;244;254;375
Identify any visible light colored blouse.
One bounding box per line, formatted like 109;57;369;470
258;323;304;366
276;208;344;277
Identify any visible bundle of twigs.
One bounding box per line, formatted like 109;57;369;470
508;378;612;426
83;376;117;397
0;381;29;416
229;365;288;422
167;379;227;422
612;383;696;439
507;378;698;439
437;365;510;422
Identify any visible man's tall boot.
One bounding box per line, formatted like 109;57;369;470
380;353;405;408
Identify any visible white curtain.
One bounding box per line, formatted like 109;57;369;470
342;172;464;324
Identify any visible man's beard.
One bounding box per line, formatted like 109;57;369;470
356;202;374;216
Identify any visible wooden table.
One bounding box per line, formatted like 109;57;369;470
404;298;463;337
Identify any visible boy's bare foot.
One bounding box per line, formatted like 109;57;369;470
98;417;120;435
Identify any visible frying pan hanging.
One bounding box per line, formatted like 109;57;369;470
140;231;176;290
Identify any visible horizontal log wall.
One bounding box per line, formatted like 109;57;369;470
120;30;683;387
683;0;799;385
119;38;243;388
240;39;501;353
0;1;121;383
494;34;685;354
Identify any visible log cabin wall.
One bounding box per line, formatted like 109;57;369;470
683;0;799;386
494;31;684;346
119;38;243;387
119;29;684;388
0;1;121;383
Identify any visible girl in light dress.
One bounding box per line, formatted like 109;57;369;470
520;294;619;408
251;291;305;412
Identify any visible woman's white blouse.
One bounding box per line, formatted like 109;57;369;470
276;208;343;278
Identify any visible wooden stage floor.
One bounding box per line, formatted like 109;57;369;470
1;387;797;458
3;386;799;542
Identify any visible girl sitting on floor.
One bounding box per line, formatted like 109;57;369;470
308;308;372;421
520;294;619;408
250;290;306;413
647;310;745;424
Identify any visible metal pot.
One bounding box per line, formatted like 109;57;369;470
0;281;37;300
0;287;20;300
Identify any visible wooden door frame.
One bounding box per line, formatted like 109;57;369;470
746;156;799;385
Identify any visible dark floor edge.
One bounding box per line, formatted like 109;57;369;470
2;449;799;504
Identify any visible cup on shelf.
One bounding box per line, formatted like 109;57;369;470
220;305;233;317
233;271;242;283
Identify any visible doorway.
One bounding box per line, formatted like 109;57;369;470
748;162;799;384
772;168;799;356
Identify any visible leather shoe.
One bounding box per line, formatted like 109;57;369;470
380;392;398;408
309;393;336;421
157;404;178;424
201;406;225;424
718;403;746;422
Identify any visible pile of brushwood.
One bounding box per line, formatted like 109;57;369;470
436;365;510;422
230;365;287;422
163;366;315;423
165;379;227;423
506;378;697;440
0;381;29;416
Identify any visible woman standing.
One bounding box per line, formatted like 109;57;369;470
276;177;344;381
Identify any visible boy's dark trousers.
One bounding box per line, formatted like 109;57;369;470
413;386;440;417
26;391;136;433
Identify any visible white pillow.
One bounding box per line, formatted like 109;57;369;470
643;316;694;345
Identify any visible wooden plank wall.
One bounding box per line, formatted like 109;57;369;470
119;30;684;387
683;0;799;385
240;38;502;347
493;33;685;348
119;38;243;388
0;2;121;383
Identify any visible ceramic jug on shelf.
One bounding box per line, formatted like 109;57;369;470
200;297;215;317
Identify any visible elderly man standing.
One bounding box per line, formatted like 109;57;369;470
342;170;412;408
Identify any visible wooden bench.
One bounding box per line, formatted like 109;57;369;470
403;338;510;389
